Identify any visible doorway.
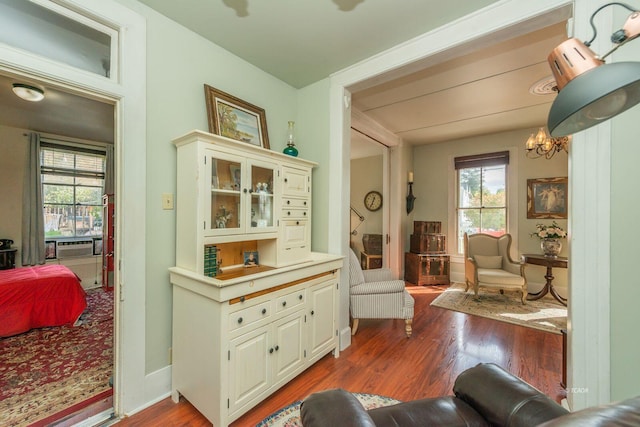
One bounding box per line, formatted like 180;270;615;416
0;70;117;425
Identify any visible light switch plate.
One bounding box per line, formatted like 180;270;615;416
162;193;174;210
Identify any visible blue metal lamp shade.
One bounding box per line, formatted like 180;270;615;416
548;61;640;137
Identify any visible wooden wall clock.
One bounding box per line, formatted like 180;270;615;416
364;190;383;211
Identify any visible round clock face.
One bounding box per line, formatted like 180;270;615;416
364;191;383;211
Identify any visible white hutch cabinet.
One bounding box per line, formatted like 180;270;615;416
169;130;342;427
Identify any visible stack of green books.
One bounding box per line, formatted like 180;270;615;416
204;245;218;277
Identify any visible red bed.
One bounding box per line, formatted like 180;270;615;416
0;265;87;337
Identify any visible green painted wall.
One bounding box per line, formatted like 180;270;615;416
115;0;298;373
610;8;640;400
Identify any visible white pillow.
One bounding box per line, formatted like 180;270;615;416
474;255;503;269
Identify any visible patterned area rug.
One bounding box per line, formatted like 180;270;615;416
256;392;401;427
0;287;113;426
431;283;566;334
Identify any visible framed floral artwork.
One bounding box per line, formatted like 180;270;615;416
527;177;568;219
204;84;270;149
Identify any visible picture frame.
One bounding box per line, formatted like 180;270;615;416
527;177;568;219
243;251;259;267
229;164;241;190
204;84;270;149
93;238;103;256
45;240;57;260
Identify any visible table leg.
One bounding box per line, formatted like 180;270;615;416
527;265;567;306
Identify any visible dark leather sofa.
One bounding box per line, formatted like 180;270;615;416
300;363;640;427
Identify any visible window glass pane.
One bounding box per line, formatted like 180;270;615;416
76;176;103;187
44;205;75;237
0;0;112;77
43;184;74;204
458;168;481;208
76;154;104;173
480;208;506;236
42;174;74;185
76;186;103;204
481;166;506;207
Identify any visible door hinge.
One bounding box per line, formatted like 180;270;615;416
386;234;390;244
304;349;307;358
204;156;207;165
228;350;230;361
336;329;338;336
227;398;229;409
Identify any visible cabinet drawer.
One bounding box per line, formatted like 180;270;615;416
275;290;306;313
229;301;271;331
282;198;308;209
281;209;309;220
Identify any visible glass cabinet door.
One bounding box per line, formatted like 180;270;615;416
248;161;277;233
208;153;243;234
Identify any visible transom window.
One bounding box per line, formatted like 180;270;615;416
41;142;106;238
455;151;509;253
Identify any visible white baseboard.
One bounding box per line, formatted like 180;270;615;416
339;326;352;350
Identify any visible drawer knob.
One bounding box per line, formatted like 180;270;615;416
262;308;267;314
287;200;291;205
287;211;291;216
304;212;307;216
284;178;288;183
282;301;287;307
237;317;243;324
275;345;279;351
269;347;274;354
296;221;300;225
298;294;303;300
304;201;307;205
311;310;315;316
240;296;245;302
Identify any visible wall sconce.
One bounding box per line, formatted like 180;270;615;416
547;2;640;136
406;171;416;214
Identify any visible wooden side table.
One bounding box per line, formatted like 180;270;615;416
360;251;382;269
522;253;568;306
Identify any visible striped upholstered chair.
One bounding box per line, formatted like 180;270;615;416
349;249;414;337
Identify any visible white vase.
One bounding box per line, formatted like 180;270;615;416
541;238;562;257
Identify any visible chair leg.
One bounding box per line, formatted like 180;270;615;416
351;318;359;335
464;280;470;292
521;290;527;305
404;319;412;338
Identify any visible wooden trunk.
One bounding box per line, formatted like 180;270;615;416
413;221;441;234
404;252;450;286
410;233;446;254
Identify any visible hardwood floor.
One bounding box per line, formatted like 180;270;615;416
115;285;565;426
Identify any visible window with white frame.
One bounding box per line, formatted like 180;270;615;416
41;142;106;239
455;151;509;253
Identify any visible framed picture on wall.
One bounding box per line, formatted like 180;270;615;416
527;177;568;219
45;240;57;260
204;84;270;149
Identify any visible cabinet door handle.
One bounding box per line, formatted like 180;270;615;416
237;317;243;324
284;178;288;183
311;310;315;316
243;188;248;193
275;345;279;351
262;308;267;314
282;301;287;307
269;347;274;354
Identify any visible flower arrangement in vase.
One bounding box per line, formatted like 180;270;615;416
531;221;566;257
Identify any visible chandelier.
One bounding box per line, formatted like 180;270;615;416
525;127;570;159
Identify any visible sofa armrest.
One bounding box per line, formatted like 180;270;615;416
301;389;376;427
350;280;406;295
453;363;568;427
363;268;394;282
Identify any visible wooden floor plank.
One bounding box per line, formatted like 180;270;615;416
116;285;564;426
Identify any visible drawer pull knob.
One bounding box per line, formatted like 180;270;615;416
269;348;274;354
237;317;243;324
296;221;300;225
304;212;307;216
304;201;307;205
287;211;291;216
311;310;315;316
240;296;245;302
275;345;279;351
287;200;291;204
284;178;288;183
298;295;303;300
262;308;267;314
282;301;287;307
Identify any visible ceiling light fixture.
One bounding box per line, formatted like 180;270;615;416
525;127;570;159
12;83;45;102
547;2;640;137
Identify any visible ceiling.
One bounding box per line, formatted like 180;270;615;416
0;0;569;155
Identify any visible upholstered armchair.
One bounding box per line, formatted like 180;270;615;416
348;249;414;337
463;233;527;304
